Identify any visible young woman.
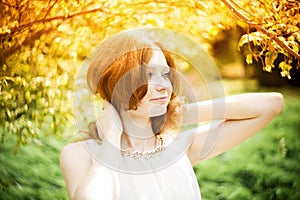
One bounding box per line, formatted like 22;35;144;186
60;30;284;200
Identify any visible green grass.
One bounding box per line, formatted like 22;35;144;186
0;79;299;199
0;134;71;200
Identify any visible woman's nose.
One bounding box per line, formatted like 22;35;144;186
154;83;167;92
148;76;172;91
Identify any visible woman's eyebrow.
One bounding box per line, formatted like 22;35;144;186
147;65;156;69
163;66;170;71
147;65;170;71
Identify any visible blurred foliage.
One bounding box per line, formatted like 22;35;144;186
223;0;300;79
0;133;69;199
0;74;72;153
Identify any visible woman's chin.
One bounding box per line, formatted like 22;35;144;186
149;105;167;117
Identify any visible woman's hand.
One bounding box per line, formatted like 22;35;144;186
96;100;123;149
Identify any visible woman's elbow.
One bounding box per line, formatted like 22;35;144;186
269;92;284;116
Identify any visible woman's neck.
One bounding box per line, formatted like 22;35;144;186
119;109;156;151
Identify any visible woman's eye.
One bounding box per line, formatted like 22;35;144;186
162;72;170;78
147;72;152;78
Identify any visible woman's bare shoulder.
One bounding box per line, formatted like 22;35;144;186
60;140;98;198
60;140;96;162
61;140;89;154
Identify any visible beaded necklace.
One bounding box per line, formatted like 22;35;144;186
120;135;165;159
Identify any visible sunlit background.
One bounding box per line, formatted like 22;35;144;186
1;0;299;199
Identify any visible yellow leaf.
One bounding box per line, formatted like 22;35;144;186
279;61;292;79
246;54;253;64
265;51;277;68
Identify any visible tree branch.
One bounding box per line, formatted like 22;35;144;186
221;0;300;61
0;28;54;62
0;7;108;41
42;0;60;20
0;6;109;61
0;1;14;7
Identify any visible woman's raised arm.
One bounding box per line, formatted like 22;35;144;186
184;92;284;165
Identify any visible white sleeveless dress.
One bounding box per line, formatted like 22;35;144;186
85;139;202;200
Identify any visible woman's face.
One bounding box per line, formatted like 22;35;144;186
129;49;173;118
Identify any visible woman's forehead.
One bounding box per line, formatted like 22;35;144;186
148;49;168;66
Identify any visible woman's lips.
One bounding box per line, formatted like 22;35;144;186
150;96;169;104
